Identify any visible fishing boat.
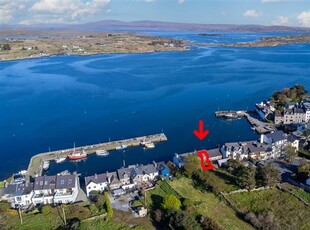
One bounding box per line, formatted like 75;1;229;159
67;143;87;160
67;150;87;160
96;149;109;156
115;144;128;150
55;157;66;163
43;161;50;170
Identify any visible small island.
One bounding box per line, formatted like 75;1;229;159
206;34;310;47
0;30;189;61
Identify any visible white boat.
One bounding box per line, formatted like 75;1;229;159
115;144;128;150
18;170;27;175
43;161;50;170
57;170;70;176
55;157;66;163
144;142;155;149
96;149;109;156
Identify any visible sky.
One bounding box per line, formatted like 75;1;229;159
0;0;309;27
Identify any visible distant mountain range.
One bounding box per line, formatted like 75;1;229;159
3;20;310;32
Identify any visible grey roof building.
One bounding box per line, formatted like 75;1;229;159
85;173;108;186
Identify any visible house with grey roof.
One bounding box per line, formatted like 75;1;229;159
117;167;135;189
221;141;270;161
260;131;288;158
107;172;121;190
32;174;79;205
11;183;34;209
131;164;158;184
85;173;109;196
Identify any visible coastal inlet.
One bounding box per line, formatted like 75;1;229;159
26;133;167;181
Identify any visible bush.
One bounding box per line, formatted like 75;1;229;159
41;205;52;215
162;195;181;210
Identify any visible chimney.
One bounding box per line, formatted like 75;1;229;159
152;161;157;167
106;171;111;184
95;173;97;179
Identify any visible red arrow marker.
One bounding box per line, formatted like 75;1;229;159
193;120;209;140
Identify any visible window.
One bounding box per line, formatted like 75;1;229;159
61;180;64;185
68;179;72;184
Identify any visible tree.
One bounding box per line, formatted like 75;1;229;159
200;215;224;230
226;159;244;176
162;195;181;210
167;210;200;230
237;166;256;190
284;144;297;162
256;163;281;187
1;44;11;51
104;192;113;216
184;155;199;178
297;159;310;181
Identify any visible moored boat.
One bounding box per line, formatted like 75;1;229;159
144;142;155;149
43;161;50;170
55;157;66;163
67;150;87;160
96;149;109;156
115;144;128;150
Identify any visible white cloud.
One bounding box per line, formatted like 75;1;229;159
178;0;185;4
24;0;110;24
297;11;310;27
272;16;290;26
0;0;30;23
243;10;261;17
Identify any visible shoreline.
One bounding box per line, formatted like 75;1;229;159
0;47;190;63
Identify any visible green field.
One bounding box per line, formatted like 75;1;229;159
226;189;310;230
145;180;179;209
289;188;310;204
0;181;5;188
168;177;253;230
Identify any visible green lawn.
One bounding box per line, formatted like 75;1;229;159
0;181;5;188
289;188;310;204
226;189;310;230
168;177;253;230
80;218;146;230
146;180;179;209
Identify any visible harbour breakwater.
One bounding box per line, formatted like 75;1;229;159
26;133;167;180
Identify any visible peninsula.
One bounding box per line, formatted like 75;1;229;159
0;30;189;61
209;34;310;48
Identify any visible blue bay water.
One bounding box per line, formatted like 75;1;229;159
0;32;310;180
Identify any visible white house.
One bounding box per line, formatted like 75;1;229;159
260;131;287;158
32;174;79;205
85;173;110;196
11;183;34;209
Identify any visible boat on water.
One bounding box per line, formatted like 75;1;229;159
115;144;128;150
144;142;155;149
55;157;66;163
96;149;109;156
67;150;87;160
141;141;155;149
57;170;70;176
18;170;27;175
43;161;50;170
224;113;238;119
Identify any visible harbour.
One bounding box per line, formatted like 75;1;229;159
215;110;276;134
26;133;167;180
